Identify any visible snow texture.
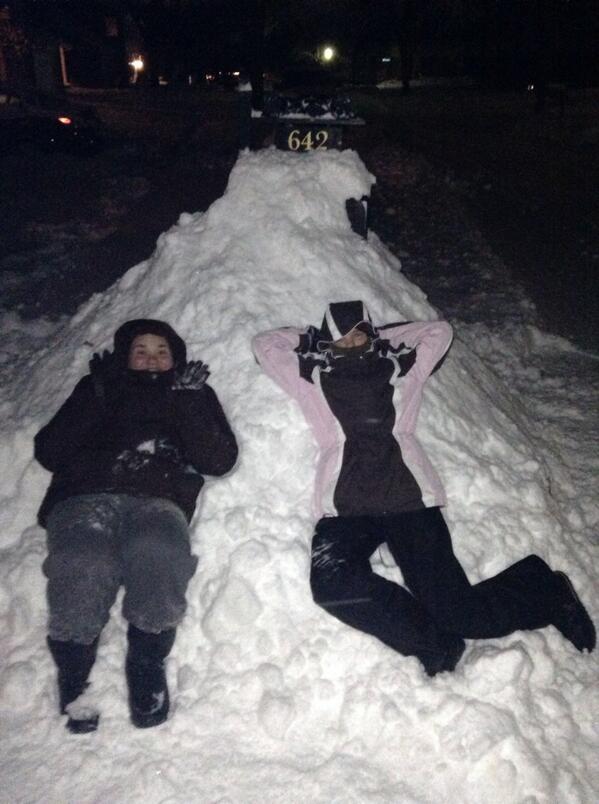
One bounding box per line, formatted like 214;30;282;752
0;147;597;803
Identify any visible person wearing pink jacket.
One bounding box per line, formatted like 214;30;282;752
253;300;595;676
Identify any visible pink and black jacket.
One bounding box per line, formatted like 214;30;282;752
252;301;453;521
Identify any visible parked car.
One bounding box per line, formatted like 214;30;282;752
0;87;103;154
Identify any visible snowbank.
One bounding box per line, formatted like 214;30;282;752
0;148;597;803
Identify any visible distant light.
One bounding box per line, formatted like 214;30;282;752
381;57;391;63
57;116;72;125
233;71;240;77
527;83;535;91
129;57;144;72
323;46;335;62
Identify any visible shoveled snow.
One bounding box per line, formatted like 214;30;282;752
0;147;597;803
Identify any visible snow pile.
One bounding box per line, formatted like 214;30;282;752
0;148;597;803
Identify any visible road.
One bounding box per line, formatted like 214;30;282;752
1;86;597;350
352;87;599;350
0;89;238;319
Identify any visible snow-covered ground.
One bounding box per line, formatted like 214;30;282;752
0;147;597;803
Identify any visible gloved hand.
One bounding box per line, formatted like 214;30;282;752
89;349;119;379
296;325;320;354
172;360;210;391
89;349;124;401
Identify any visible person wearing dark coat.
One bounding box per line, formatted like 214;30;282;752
35;319;238;733
253;300;596;677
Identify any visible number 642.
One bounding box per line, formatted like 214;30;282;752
288;129;329;151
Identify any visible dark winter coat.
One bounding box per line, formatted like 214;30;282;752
35;321;238;525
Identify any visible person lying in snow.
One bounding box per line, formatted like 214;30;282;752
253;300;595;677
34;319;238;733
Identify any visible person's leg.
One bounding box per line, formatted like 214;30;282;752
46;635;99;733
44;495;122;643
385;507;595;649
43;494;122;732
119;497;197;633
119;497;198;727
125;624;176;728
310;515;464;675
551;571;595;652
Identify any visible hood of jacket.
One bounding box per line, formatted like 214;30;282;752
113;319;187;370
318;300;378;346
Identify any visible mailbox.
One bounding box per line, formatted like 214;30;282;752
263;94;369;237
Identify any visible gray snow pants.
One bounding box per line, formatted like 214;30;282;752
43;494;198;644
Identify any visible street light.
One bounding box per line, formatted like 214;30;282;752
129;56;144;83
322;46;335;62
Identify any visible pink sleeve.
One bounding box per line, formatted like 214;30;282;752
383;320;453;384
252;328;307;400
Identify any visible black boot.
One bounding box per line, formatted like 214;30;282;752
421;635;466;678
47;636;100;734
552;572;596;653
126;624;176;728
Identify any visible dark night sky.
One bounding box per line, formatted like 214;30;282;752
7;0;599;87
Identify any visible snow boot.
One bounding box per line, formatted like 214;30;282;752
47;636;100;734
126;624;176;728
552;571;596;652
421;635;466;678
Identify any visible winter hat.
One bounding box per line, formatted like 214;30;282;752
113;319;187;368
319;300;375;343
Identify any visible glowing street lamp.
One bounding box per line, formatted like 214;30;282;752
129;55;144;83
322;46;335;63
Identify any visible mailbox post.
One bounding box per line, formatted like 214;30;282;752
264;94;369;238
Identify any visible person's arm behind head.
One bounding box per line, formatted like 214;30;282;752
380;320;453;382
252;327;309;399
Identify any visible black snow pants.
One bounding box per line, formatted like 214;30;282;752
310;507;561;669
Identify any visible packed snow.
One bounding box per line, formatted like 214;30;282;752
0;147;597;804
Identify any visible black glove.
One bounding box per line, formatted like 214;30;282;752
172;360;210;391
89;349;118;378
296;325;320;355
89;350;122;399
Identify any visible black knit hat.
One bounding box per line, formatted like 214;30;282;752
113;319;187;368
319;301;375;343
